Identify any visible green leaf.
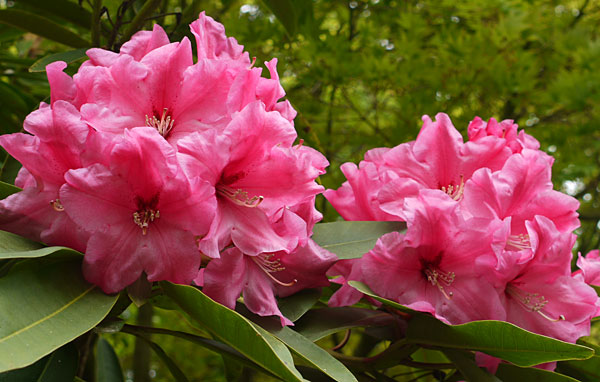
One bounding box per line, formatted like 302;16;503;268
352;281;594;367
441;349;501;382
0;9;89;48
497;364;580;382
238;306;358;382
142;339;189;382
557;356;600;382
18;0;94;30
312;221;405;259
277;288;321;322
96;338;124;382
29;49;88;73
0;230;84;261
160;282;304;382
295;307;394;341
0;343;78;382
0;258;118;372
261;0;297;37
0;180;21;200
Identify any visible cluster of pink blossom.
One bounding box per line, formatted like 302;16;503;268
325;113;600;371
0;13;335;325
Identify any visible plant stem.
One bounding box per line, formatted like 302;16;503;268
91;0;102;46
120;0;162;45
133;304;153;382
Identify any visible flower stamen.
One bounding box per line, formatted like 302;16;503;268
146;108;175;137
50;199;64;212
440;175;465;201
133;209;160;235
217;185;264;208
424;267;455;300
506;234;531;251
506;285;565;322
253;254;297;287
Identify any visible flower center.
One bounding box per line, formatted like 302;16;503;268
146;108;175;137
50;199;64;212
440;175;464;201
252;254;297;287
217;185;263;208
506;234;531;251
423;266;455;300
132;195;160;235
506;284;565;322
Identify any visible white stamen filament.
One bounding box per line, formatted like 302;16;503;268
50;199;64;212
145;108;175;137
217;186;264;208
424;267;455;300
133;209;160;235
253;254;297;287
506;285;565;322
506;234;532;251
440;175;465;201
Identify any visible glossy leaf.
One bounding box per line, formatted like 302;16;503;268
239;306;358;382
0;230;84;261
295;307;394;341
352;280;594;367
29;49;88;73
0;343;77;382
0;9;89;48
497;364;580;382
278;288;321;322
441;349;500;382
557;357;600;382
0;180;20;200
160;282;304;382
0;258;118;372
311;221;405;259
96;338;124;382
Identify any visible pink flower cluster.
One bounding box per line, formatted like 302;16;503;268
0;13;335;325
325;113;599;370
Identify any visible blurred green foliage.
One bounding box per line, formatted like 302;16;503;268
1;0;600;380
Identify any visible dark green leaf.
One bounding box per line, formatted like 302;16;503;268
557;356;600;382
312;221;405;259
0;180;21;200
353;280;594;367
497;364;580;382
295;307;394;341
96;338;124;382
278;288;321;322
29;49;88;73
0;343;77;382
0;9;89;48
441;349;501;382
261;0;297;37
161;282;304;382
238;306;358;382
19;0;95;29
0;258;118;372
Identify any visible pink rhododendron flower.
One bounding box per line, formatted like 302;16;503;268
360;191;504;324
60;127;215;293
576;250;600;285
0;100;91;251
468;116;540;153
202;239;336;326
177;101;327;259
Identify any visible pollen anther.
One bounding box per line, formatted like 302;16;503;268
440;175;465;201
133;209;160;235
507;285;565;322
146;108;175;137
217;186;264;208
253;254;297;287
50;199;65;212
425;267;455;300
